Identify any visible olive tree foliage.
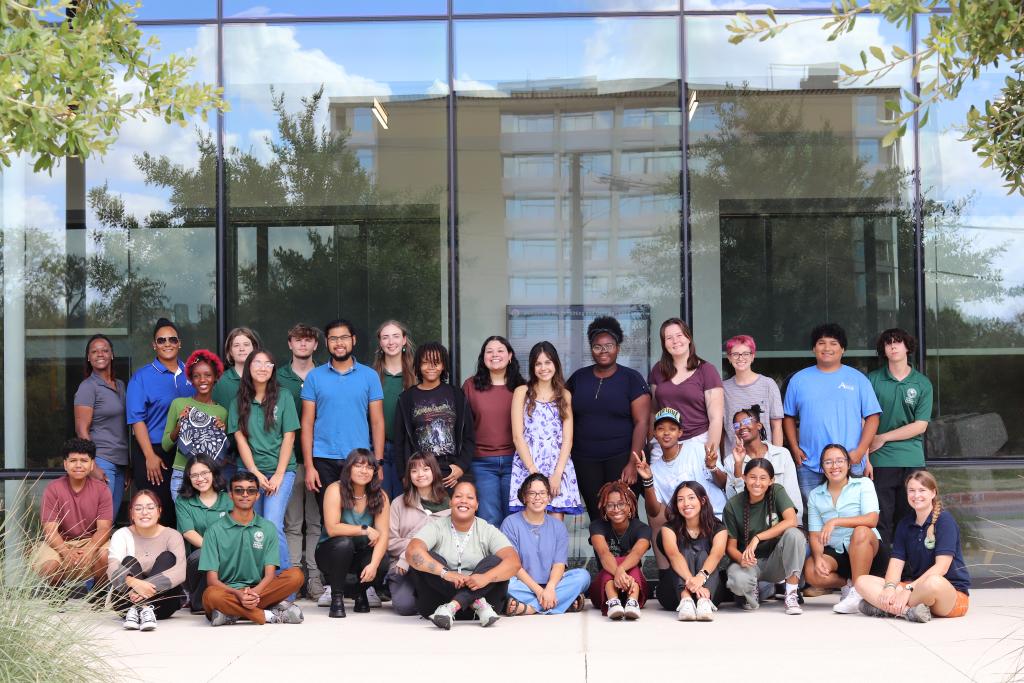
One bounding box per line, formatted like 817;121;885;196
727;0;1024;195
0;0;225;172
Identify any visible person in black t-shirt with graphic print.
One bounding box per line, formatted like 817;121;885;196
393;342;476;490
588;481;651;620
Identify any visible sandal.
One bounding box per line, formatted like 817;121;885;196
504;596;530;616
567;593;587;613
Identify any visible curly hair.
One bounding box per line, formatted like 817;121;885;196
875;328;918;358
414;342;450;384
597;480;637;520
587;315;624;345
185;349;224;381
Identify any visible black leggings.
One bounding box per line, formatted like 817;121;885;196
185;549;208;608
131;443;176;528
108;552;183;620
572;452;642;521
410;552;508;618
314;536;385;597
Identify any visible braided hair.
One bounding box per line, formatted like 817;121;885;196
906;470;942;546
741;457;776;549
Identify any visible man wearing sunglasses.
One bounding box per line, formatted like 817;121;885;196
199;471;305;626
126;318;195;526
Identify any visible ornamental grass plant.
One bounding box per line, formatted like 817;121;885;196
0;481;120;683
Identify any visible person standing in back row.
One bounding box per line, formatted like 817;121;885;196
867;329;932;545
301;319;385;515
127;318;195;527
782;323;881;504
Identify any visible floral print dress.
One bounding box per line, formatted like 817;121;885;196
508;399;584;515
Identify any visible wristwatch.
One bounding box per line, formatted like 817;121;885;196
905;583;915;592
439;568;448;579
361;524;369;535
699;569;711;579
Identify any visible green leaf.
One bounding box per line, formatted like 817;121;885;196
870;45;886;64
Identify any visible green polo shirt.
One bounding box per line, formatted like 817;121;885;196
227;392;300;474
867;366;933;468
198;512;279;588
211;368;242;415
276;366;305;417
380;371;404;442
175;490;234;552
162;397;229;471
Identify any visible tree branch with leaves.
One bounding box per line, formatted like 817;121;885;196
727;0;1024;195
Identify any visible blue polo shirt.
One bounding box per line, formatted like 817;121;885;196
891;509;970;594
126;359;195;443
807;476;881;552
300;360;383;460
783;364;881;475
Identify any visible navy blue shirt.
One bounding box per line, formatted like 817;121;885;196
126;360;195;443
567;364;649;461
891;509;970;594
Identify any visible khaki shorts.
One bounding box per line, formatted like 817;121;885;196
31;538;109;576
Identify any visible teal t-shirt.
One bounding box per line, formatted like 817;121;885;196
227;390;300;473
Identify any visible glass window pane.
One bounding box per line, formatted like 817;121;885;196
687;16;915;382
921;59;1024;460
223;22;448;361
225;1;445;18
686;1;837;8
456;17;681;378
457;0;677;12
134;1;215;20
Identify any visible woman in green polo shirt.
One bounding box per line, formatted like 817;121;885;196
175;454;233;613
229;349;299;572
164;349;228;503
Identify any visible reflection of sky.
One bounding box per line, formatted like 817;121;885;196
687;15;910;89
224;1;445;18
920;64;1024;325
455;18;679;86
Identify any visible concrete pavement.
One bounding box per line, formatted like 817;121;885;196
101;589;1024;682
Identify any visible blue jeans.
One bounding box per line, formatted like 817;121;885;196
797;465;825;505
381;441;404;502
507;569;592;615
95;457;126;517
472;455;514;527
169;468;184;503
253;470;296;570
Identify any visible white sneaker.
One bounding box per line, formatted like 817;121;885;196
317;585;332;607
123;606;140;630
840;582;852;600
138;605;157;631
623;598;641;620
606;598;625;620
695;597;716;622
366;586;382;608
676;598;696;621
784;591;803;615
833;586;863;614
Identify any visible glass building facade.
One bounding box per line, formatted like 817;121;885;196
2;2;1021;582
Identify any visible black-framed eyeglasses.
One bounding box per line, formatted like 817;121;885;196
327;334;353;343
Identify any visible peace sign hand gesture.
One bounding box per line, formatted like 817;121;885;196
632;450;652;481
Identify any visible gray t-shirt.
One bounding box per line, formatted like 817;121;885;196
74;373;129;465
414;516;511;573
722;374;784;452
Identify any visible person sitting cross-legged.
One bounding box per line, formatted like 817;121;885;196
501;473;591;616
406;481;521;629
107;489;186;631
199;471;304;626
32;438;113;595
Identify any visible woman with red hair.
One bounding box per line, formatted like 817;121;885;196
164;348;228;505
722;334;784;454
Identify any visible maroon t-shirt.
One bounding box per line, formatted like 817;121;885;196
648;361;723;439
41;476;113;541
462;380;515;457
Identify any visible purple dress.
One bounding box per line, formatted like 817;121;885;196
509;400;584;515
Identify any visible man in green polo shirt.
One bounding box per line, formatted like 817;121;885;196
199;471;305;625
279;323;325;600
867;329;933;545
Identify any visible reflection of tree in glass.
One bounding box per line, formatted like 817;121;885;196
97;85;444;360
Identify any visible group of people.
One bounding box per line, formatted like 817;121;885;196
33;312;969;630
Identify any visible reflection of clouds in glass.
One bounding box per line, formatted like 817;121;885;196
687;16;907;90
583;18;678;81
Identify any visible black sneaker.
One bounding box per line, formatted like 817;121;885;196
857;600;889;618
